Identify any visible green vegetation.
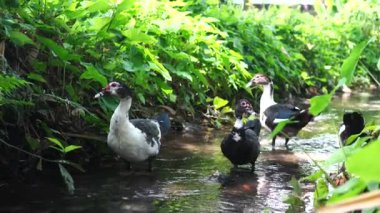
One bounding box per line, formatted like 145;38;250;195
0;0;379;208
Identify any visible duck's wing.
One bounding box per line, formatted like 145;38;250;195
263;104;301;130
131;119;161;147
264;104;301;121
264;104;313;132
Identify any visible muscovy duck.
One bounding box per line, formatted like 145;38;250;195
95;82;170;171
339;111;365;145
246;73;313;147
221;99;261;172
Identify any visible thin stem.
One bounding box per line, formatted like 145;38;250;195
0;138;59;163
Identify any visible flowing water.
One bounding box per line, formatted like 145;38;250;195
1;92;380;212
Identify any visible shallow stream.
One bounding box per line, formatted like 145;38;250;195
1;92;380;212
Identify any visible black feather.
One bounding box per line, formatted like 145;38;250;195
131;119;161;147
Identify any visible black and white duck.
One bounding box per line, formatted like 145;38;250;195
95;82;170;171
221;99;261;172
246;73;313;147
339;111;365;145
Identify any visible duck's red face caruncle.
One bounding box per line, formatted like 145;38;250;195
95;82;132;99
235;99;255;118
104;82;122;95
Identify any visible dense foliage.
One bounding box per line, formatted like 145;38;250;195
0;0;379;199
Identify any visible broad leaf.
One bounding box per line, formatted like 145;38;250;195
47;137;64;151
9;31;35;46
309;94;332;116
213;96;228;110
27;73;46;83
328;178;367;204
346;140;380;182
145;49;172;81
341;40;370;85
80;65;107;86
58;164;75;194
122;29;156;44
36;36;69;61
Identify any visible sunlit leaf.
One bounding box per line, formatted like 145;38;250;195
80;65;107;86
309;94;332;116
47;137;64;151
328;178;367;204
315;178;329;201
115;0;137;14
213;96;228;110
346;140;380;182
58;164;75;194
341;40;370;85
302;170;323;182
270;120;295;139
122;29;156;44
64;145;82;153
145;49;172;81
9;31;35;46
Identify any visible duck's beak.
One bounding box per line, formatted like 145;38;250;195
94;86;108;99
246;79;254;88
94;91;104;99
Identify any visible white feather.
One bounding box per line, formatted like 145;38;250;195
338;124;346;136
273;118;289;124
234;119;243;129
107;98;160;162
232;133;242;142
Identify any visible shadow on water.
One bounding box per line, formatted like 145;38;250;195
1;92;380;212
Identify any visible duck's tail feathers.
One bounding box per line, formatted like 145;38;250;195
154;112;171;136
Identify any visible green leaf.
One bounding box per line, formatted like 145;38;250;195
115;0;137;14
64;145;82;153
377;57;380;71
137;93;146;104
309;94;332;116
315;178;329;201
36;36;69;61
80;65;107;86
346;140;380;182
270;120;295;139
122;29;156;44
341;40;370;85
9;31;35;46
302;170;323;182
27;73;46;83
328;178;367;204
58;164;75;194
290;176;302;195
143;48;171;80
213;96;228;110
47;137;64;151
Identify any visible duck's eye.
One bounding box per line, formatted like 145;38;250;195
110;83;117;87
